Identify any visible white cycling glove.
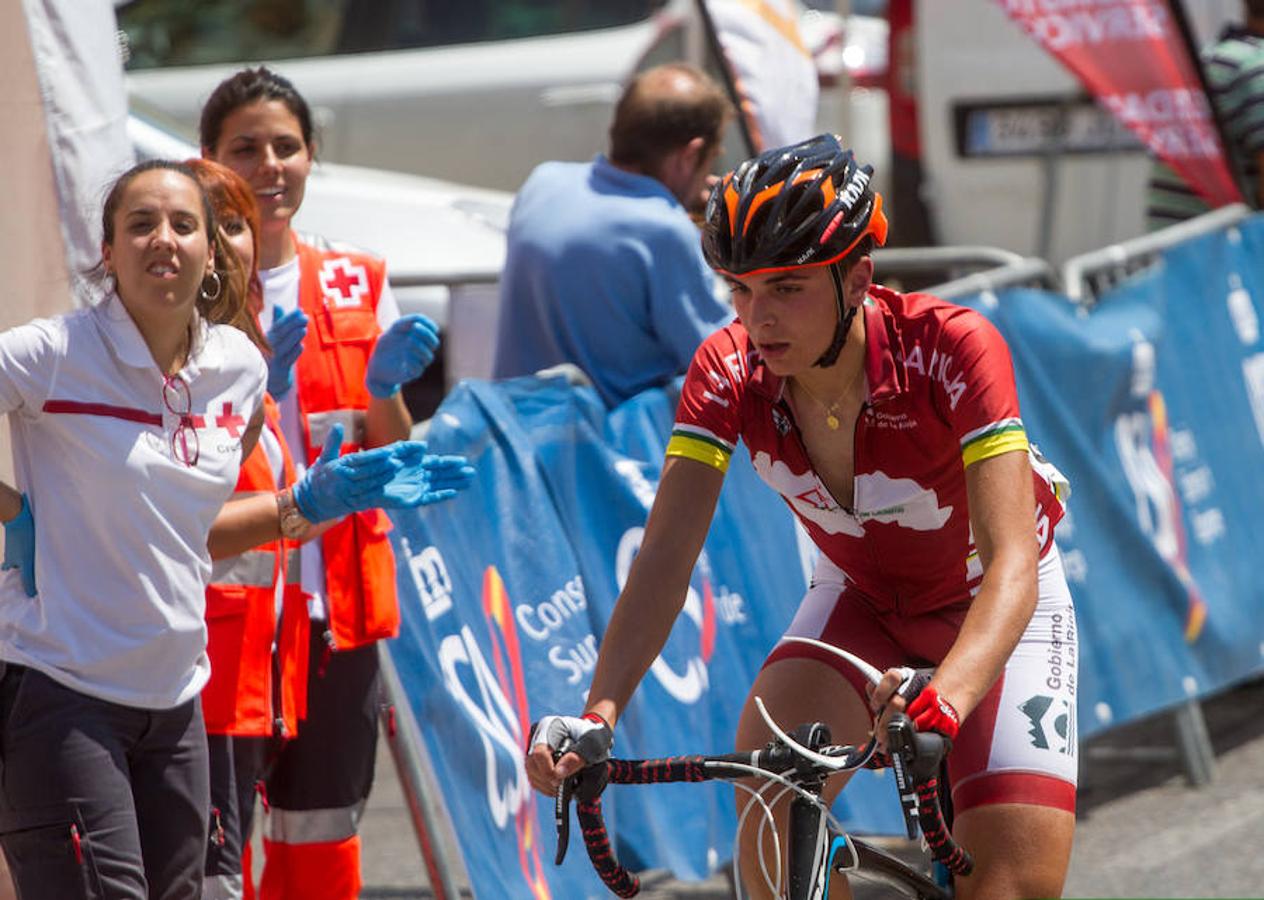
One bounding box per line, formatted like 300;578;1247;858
529;713;613;765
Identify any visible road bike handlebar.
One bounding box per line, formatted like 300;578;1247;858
554;718;973;898
885;713;973;877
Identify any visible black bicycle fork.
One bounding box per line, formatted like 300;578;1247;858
787;791;852;900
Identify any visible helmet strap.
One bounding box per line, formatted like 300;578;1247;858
813;262;856;368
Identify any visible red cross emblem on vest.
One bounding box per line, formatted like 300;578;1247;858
215;402;246;438
319;258;370;308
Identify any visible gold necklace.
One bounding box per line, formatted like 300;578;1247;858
793;365;864;431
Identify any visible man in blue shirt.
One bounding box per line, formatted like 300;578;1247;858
493;63;734;407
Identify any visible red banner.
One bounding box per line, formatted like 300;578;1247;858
998;0;1242;208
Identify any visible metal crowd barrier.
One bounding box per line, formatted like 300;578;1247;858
1061;205;1263;788
379;643;471;899
390;245;1061;293
390;245;1061;391
390;270;501;289
389;243;1062;319
1059;205;1259;789
928;257;1058;300
875;245;1059;298
1063;203;1252;305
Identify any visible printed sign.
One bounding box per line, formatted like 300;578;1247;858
997;0;1242;207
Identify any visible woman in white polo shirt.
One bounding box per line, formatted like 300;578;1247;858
0;159;268;899
0;159;473;900
0;159;266;900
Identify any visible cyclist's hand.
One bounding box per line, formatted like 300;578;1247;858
868;667;937;748
906;685;960;742
525;713;612;796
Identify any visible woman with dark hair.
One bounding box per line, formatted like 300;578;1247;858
201;65;443;900
0;155;470;899
0;159;268;899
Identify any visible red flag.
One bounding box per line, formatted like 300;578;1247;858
998;0;1242;208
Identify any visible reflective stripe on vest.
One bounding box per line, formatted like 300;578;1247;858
201;872;243;900
307;409;367;450
264;801;366;845
210;549;277;588
285;548;301;585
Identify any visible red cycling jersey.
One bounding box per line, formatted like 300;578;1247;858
667;286;1067;615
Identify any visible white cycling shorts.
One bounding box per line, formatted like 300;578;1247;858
764;545;1078;813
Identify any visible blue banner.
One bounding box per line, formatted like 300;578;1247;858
958;216;1264;735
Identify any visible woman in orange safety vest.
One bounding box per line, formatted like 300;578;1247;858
201;67;444;900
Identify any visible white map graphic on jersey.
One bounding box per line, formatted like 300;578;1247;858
854;470;954;531
752;452;863;536
752;452;952;535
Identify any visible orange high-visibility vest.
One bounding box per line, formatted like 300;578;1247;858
292;233;400;650
203;395;310;737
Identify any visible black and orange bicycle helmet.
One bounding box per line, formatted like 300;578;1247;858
703;134;888;366
703;133;887;277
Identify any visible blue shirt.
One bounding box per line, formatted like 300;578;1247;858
493;155;732;406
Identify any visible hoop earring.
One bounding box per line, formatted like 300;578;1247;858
200;270;223;302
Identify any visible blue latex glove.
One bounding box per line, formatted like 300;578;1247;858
365;314;440;399
379;443;476;507
2;494;37;597
266;307;309;399
291;424;404;523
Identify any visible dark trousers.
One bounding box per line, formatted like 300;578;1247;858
205;734;270;898
265;632;381;816
0;664;210;900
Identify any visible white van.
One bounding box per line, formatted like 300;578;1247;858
128;103;512;415
118;0;889;194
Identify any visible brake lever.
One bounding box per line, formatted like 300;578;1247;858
553;739;576;866
885;714;921;840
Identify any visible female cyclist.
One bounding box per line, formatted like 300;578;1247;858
527;134;1078;900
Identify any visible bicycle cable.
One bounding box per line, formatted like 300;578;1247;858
733;778;787;897
753;696;879;772
722;758;858;899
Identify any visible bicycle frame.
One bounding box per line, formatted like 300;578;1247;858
782;742;950;900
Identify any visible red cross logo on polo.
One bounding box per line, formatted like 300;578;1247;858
215;402;245;437
319;258;370;308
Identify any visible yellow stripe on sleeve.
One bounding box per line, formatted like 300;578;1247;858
961;429;1029;467
666;433;732;473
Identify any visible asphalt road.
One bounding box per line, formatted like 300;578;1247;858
354;676;1264;899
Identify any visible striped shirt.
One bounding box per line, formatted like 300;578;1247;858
667;286;1067;614
1147;26;1264;230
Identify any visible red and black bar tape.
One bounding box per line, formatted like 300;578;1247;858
576;797;639;897
916;779;973;876
606;756;709;785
